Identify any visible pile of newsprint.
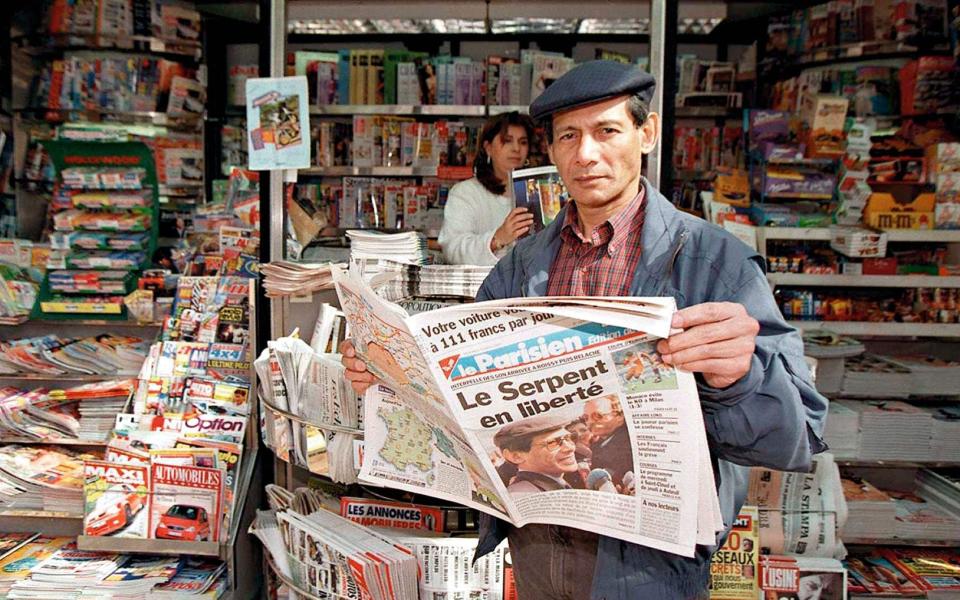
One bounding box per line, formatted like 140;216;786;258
332;266;725;559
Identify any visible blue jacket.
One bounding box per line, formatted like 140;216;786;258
473;179;829;599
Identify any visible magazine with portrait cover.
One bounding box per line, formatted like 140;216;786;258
332;267;724;557
148;462;224;543
82;460;150;538
508;165;570;234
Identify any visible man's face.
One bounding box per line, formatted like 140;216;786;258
506;428;578;477
584;396;626;439
547;96;659;213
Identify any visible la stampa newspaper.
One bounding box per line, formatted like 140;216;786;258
333;267;725;557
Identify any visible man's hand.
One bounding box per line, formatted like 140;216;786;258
656;302;759;390
340;339;377;395
491;208;535;252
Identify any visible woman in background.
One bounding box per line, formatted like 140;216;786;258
438;111;536;265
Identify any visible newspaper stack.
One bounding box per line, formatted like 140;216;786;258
890;489;960;542
332;267;726;555
397;536;508;600
822;402;860;459
925;405;960;461
917;469;960;517
256;335;360;484
801;331;864;395
259;261;341;298
0;445;97;514
347;230;428;265
888;355;960;396
838;400;934;461
840;475;897;540
747;454;847;558
352;258;418;300
308;303;346;354
276;508;419;600
840;354;914;397
146;558;228;599
417;264;492;298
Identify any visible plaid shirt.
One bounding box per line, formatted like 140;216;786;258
546;189;646;296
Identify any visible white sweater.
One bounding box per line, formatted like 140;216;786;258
438;177;513;266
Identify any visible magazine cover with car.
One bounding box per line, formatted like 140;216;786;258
332;267;724;557
148;462;224;542
83;460;150;538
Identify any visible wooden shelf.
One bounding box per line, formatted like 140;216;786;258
768;273;960;288
786;321;960;337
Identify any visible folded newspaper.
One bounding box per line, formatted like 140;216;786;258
332;267;724;557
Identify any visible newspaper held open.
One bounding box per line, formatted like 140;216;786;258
333;267;724;557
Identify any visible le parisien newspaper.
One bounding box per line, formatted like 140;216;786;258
332;267;725;557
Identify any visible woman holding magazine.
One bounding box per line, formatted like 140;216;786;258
438;111;536;266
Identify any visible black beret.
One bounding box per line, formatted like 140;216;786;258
493;413;574;449
529;60;657;121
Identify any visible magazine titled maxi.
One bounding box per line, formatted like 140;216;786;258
332;267;725;557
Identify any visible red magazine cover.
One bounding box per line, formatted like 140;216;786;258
148;462;224;542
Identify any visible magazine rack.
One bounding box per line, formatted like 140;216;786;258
74;279;263;597
33;141;161;321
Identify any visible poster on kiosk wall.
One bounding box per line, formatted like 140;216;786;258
245;76;311;170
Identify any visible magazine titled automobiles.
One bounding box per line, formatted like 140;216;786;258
508;165;570;234
83;460;150;538
148;462;224;543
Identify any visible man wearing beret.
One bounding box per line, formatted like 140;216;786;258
493;414;579;496
343;60;828;599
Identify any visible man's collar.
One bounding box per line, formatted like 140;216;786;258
560;187;645;249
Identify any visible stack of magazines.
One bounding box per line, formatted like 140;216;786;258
0;379;133;441
0;334;151;377
330;267;725;556
840;475;897;540
259;261;341;298
0;537;227;599
841;471;960;542
845;548;960;596
0;445;99;514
